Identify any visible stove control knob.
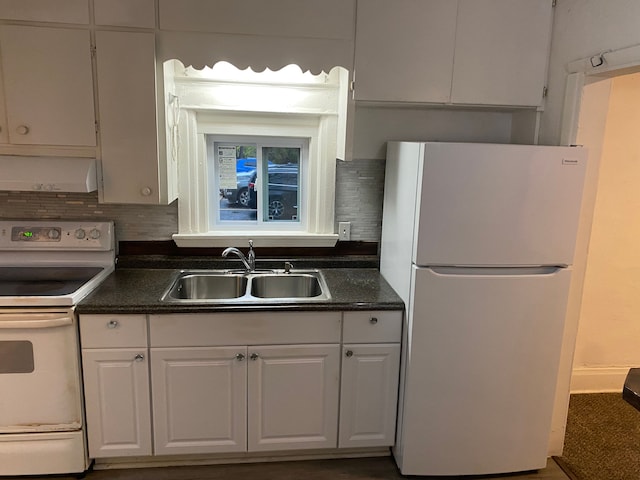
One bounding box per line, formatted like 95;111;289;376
74;228;86;240
47;229;60;240
89;228;101;239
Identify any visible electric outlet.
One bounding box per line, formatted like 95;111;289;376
338;221;351;241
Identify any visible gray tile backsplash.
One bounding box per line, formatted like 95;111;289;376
0;158;385;243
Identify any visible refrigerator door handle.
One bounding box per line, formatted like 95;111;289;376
428;266;565;276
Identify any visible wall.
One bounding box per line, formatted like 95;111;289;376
541;0;640;146
0;106;514;244
571;72;640;390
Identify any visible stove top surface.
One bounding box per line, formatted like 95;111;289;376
0;266;105;296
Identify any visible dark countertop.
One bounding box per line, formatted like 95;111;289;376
77;267;404;314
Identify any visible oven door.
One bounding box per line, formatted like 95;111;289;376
0;310;82;433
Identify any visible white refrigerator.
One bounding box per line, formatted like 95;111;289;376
381;141;587;476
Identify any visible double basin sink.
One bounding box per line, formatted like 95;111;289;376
161;269;331;304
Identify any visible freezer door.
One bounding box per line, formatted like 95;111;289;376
413;142;587;266
395;265;572;476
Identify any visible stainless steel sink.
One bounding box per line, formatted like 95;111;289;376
160;269;331;304
166;273;247;300
250;274;324;299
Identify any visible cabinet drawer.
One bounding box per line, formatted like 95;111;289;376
80;314;148;348
342;311;402;343
149;312;341;347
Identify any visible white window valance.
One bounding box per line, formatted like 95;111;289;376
157;31;354;75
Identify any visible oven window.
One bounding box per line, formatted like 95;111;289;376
0;341;34;373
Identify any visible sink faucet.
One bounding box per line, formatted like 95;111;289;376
222;240;255;272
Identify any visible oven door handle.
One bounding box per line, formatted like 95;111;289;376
0;315;72;329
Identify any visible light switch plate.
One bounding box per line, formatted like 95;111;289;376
338;222;351;241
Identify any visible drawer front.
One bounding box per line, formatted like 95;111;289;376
149;312;342;347
342;311;402;343
80;314;148;348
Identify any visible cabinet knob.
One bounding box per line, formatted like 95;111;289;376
370;317;378;324
140;187;152;196
250;352;259;361
134;353;145;362
107;320;119;329
235;353;246;361
16;125;29;135
345;350;354;357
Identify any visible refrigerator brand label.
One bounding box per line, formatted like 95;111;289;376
562;158;580;165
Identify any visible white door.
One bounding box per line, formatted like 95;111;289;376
151;347;247;454
81;349;152;457
0;25;95;146
339;343;400;448
414;142;587;266
0;312;82;432
247;344;339;451
397;265;572;476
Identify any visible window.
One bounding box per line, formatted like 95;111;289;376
166;61;350;247
210;136;306;226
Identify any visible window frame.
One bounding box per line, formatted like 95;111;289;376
167;61;347;248
207;135;309;231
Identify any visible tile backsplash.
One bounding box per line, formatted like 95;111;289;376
0;159;385;243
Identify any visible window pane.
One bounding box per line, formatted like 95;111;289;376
217;144;257;222
262;147;300;222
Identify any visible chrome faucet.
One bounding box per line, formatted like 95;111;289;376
222;240;255;272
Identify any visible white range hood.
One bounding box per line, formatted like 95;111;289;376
0;156;97;192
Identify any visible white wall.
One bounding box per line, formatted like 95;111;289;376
540;0;640;145
571;73;640;391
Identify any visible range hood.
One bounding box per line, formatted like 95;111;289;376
0;156;97;193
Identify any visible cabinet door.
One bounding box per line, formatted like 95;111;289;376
247;344;340;451
353;0;457;103
81;349;152;458
451;0;553;106
95;30;165;204
151;347;247;455
339;344;400;448
0;26;96;146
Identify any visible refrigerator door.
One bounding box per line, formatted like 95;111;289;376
411;142;587;267
395;265;572;476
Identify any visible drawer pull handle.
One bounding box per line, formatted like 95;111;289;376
134;354;145;362
107;320;119;329
370;317;378;324
236;353;246;361
345;350;353;357
250;353;259;361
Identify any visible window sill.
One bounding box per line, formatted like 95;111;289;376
172;232;339;248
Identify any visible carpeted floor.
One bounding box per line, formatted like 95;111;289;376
560;393;640;480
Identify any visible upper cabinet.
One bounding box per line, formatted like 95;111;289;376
0;0;88;23
354;0;457;104
95;31;175;205
354;0;554;107
0;25;96;150
94;0;156;28
451;0;554;106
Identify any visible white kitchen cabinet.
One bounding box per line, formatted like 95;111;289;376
80;315;152;458
353;0;457;103
150;343;340;454
353;0;553;107
94;0;155;28
0;25;96;149
339;311;402;448
151;346;247;455
248;345;340;451
0;0;89;23
450;0;554;106
95;30;174;204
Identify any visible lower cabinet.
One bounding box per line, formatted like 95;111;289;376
80;314;151;458
79;310;402;459
151;344;340;454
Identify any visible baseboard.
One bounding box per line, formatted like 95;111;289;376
570;367;630;393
